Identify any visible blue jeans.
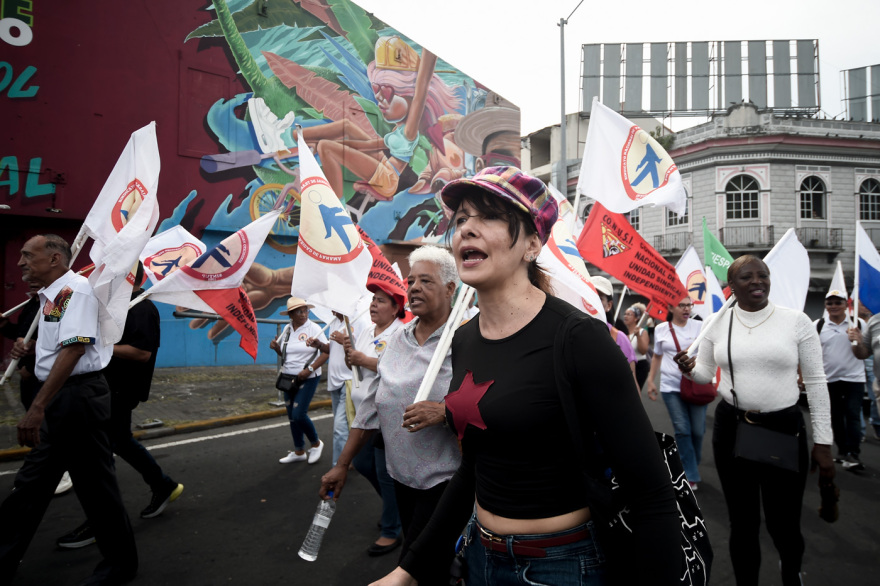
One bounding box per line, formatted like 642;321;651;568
328;386;350;465
284;376;319;451
463;516;607;586
353;437;401;540
661;391;707;483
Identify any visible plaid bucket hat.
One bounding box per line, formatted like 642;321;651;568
440;166;559;244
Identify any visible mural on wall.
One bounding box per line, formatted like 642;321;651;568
2;0;520;366
155;0;520;362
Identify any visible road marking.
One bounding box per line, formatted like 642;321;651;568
0;413;333;476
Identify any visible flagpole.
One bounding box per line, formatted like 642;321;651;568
613;285;628;323
1;299;31;319
686;294;736;359
343;316;362;388
412;285;474;404
852;224;861;346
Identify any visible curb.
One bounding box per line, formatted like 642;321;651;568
0;398;333;463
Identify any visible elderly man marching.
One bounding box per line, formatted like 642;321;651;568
0;234;137;586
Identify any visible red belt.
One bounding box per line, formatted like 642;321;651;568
478;526;589;558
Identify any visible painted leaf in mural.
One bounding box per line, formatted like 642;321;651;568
210;0;308;119
298;0;345;36
327;0;379;66
263;52;376;136
186;0;327;41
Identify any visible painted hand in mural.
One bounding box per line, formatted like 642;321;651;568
185;262;294;340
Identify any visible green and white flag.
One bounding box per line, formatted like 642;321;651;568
702;217;734;282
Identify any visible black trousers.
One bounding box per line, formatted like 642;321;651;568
393;479;451;586
0;373;138;582
827;380;863;457
713;400;808;586
110;391;171;492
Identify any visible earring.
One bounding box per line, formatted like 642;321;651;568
525;254;535;262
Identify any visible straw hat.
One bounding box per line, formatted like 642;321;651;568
280;297;314;315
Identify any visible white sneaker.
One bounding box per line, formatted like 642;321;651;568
54;471;73;495
279;451;307;464
307;440;324;464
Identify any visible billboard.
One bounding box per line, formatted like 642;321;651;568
582;40;820;117
843;65;880;122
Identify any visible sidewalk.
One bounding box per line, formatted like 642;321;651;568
0;365;332;460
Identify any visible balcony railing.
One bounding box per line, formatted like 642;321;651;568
654;232;692;252
796;227;843;250
719;225;775;248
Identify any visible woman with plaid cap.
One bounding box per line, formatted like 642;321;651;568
371;167;681;586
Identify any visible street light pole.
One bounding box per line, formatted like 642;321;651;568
559;17;567;194
558;1;585;197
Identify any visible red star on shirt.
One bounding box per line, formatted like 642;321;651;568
445;370;494;440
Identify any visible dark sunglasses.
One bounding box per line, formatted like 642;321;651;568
824;299;845;306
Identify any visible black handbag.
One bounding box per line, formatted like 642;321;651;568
727;305;801;472
275;372;300;393
553;311;712;586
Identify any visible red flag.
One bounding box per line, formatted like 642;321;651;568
356;226;407;301
195;287;259;360
577;202;687;320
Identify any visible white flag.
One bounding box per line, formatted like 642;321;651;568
705;265;726;314
143;211;278;304
577;98;686;216
538;219;606;322
548;183;584;240
291;130;371;316
140;211;280;359
763;228;810;311
138;225;210;311
675;246;711;320
856;222;880;314
81;122;161;345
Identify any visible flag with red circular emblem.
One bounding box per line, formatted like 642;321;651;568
139;211;280;359
290;129;371;316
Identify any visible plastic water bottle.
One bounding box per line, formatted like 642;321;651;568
298;493;336;561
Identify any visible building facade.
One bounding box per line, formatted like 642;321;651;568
523;102;880;316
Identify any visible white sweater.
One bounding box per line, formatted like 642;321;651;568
692;302;832;445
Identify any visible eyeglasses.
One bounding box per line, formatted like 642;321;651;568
825;299;845;306
678;303;694;309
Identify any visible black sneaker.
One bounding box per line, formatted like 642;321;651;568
57;521;96;549
140;482;184;519
843;454;865;472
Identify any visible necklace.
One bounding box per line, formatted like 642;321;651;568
733;306;776;334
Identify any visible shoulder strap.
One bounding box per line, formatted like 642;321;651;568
553;310;589;462
668;322;682;352
728;305;737;409
816;317;824;335
280;324;292;356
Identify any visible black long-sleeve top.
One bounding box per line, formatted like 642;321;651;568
400;295;680;583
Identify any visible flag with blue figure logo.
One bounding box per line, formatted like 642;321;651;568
675;246;711;320
79;122;161;345
705;265;726;314
290;129;371;316
577;98;686;216
856;222;880;314
538;217;606;322
138;211;280;359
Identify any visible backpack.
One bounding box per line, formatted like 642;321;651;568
553;310;713;585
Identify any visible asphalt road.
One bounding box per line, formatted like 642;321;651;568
1;396;878;585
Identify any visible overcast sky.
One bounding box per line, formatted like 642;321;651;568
355;0;880;134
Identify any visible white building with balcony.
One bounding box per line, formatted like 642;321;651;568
522;102;880;315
